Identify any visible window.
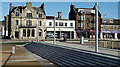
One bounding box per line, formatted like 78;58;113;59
119;26;120;30
27;29;30;37
27;13;32;17
23;29;26;37
103;20;106;22
65;23;67;26
39;32;41;36
39;21;42;26
110;20;113;23
111;26;113;30
81;23;83;27
56;22;58;26
92;23;94;28
59;22;63;26
70;23;73;27
78;23;80;27
38;14;42;18
81;16;84;20
26;20;32;26
15;12;19;16
79;16;81;20
92;16;94;21
16;20;19;25
94;23;95;27
32;29;34;37
103;26;106;30
49;22;52;26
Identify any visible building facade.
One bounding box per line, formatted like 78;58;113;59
100;18;120;39
69;3;101;38
46;12;76;39
5;2;46;40
0;21;5;38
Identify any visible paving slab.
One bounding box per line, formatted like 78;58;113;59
2;44;55;67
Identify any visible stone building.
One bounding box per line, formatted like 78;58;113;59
100;18;120;39
69;3;101;38
0;21;5;38
5;2;46;40
46;12;76;39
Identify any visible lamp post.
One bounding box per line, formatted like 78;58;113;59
95;2;98;52
53;17;56;45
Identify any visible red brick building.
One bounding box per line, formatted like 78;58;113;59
69;3;101;38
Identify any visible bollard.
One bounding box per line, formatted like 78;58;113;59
80;36;84;44
112;42;113;49
12;46;15;54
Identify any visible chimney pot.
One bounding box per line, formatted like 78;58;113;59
58;12;62;19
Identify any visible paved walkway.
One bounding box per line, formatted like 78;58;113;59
2;45;55;67
43;41;119;57
25;42;120;66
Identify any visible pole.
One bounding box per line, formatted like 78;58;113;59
38;22;39;42
53;17;56;45
95;2;98;52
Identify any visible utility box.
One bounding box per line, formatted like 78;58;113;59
12;46;15;54
80;36;84;44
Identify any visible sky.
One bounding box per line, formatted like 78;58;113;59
1;2;118;21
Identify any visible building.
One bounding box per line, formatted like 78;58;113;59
4;15;9;38
0;21;5;38
46;12;76;39
69;3;101;38
4;2;46;40
100;18;120;39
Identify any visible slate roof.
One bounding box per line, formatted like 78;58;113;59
11;6;45;14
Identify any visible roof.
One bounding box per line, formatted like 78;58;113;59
11;6;45;14
46;16;75;21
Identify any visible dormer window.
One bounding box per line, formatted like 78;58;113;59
15;12;19;16
27;13;32;17
38;13;42;18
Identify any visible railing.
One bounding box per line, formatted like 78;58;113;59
89;39;120;49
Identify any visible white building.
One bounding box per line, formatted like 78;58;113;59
46;12;76;39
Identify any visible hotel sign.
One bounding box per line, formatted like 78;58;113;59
101;30;120;33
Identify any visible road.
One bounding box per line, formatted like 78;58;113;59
25;42;120;67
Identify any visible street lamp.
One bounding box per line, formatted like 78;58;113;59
95;2;98;52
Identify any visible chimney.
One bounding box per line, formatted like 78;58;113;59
10;2;12;12
26;2;32;8
70;3;75;11
41;3;45;11
58;12;62;19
